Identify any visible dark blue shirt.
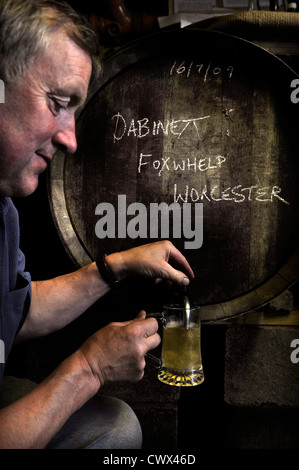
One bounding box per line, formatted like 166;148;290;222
0;197;31;390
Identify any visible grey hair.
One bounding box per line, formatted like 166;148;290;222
0;0;102;87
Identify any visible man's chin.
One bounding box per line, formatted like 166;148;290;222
0;169;45;197
12;176;40;198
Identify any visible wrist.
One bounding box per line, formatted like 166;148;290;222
59;350;100;402
104;252;128;281
95;254;120;287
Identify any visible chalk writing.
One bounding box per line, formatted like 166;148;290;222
174;184;290;205
138;154;226;176
170;61;234;81
111;113;210;143
110;94;289;207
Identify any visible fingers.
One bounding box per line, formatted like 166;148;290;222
167;242;195;280
131;311;161;351
110;240;194;286
152;240;195;285
110;311;160;356
160;241;194;285
133;311;160;343
80;313;160;386
159;259;191;286
145;329;161;351
153;240;194;285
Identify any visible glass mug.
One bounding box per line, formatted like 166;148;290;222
146;305;204;387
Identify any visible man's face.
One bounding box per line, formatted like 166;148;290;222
0;31;92;197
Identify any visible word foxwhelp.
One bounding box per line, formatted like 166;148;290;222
95;195;203;249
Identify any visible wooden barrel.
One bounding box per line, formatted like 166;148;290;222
49;29;299;322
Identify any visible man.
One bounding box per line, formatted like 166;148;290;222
0;0;194;449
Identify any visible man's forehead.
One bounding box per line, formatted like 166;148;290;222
37;33;92;100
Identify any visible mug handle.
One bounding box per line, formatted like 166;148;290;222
145;312;164;368
145;352;161;368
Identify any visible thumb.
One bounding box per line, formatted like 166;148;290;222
120;310;146;326
134;310;147;321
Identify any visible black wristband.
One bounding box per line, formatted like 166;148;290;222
96;254;119;287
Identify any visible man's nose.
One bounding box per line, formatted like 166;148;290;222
53;116;77;154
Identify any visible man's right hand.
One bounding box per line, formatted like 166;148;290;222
78;310;160;387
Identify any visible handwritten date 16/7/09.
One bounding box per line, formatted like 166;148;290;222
169;63;299;107
169;61;234;81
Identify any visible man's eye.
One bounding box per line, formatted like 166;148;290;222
49;95;70;114
52;100;64;113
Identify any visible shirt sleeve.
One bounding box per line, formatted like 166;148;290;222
15;248;32;332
